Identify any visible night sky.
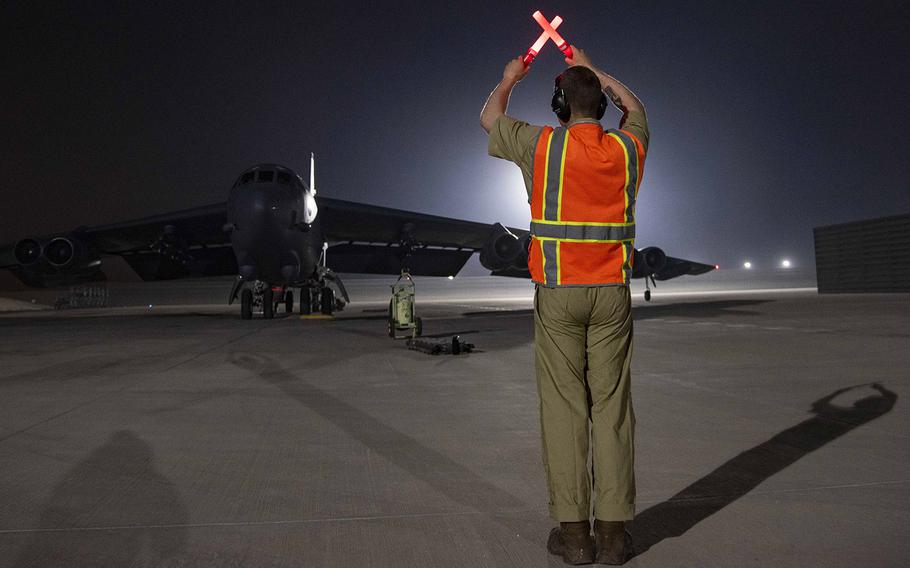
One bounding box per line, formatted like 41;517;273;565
3;1;908;272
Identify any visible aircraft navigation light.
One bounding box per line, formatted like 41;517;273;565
531;11;574;59
781;259;792;268
743;261;752;269
523;15;563;65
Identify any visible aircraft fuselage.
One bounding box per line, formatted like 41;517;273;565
227;164;321;286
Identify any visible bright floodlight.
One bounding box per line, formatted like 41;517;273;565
781;259;792;268
447;275;454;280
743;261;752;269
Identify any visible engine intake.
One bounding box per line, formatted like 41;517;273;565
635;246;667;275
45;237;76;267
7;233;102;287
480;223;529;272
14;239;41;265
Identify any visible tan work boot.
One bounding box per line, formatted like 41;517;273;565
593;520;634;565
546;520;594;565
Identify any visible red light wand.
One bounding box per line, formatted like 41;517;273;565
522;15;563;66
532;10;574;59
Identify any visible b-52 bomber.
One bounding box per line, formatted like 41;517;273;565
0;156;716;318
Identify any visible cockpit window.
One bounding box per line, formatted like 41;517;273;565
277;171;291;185
257;170;274;183
240;172;254;185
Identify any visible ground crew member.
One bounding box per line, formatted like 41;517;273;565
480;47;648;565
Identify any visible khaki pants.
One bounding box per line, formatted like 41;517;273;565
534;285;635;522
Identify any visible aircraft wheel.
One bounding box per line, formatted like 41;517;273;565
300;288;312;314
415;317;423;337
320;287;334;315
285;290;294;313
241;289;253;320
644;290;651;302
263;287;274;319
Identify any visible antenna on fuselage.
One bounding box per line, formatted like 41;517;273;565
309;152;316;195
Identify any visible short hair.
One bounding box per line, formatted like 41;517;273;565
555;66;603;119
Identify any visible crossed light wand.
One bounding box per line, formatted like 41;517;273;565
522;10;574;66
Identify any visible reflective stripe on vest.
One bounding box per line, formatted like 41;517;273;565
529;126;640;286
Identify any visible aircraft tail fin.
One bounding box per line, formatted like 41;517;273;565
309;152;316;195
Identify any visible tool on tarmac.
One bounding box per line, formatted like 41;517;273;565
388;270;423;339
406;335;474;356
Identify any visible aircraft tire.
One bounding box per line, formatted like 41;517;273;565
644;290;651;302
241;289;253;320
320;287;334;316
300;288;312;315
415;317;423;337
285;290;294;313
263;287;274;319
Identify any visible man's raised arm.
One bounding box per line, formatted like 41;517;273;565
480;57;530;133
564;46;646;121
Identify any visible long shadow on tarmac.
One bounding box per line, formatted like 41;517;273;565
630;383;897;557
229;353;545;562
11;430;187;567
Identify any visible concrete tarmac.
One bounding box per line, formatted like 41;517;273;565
0;278;908;567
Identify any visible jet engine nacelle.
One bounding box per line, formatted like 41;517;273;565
10;234;103;287
479;223;529;272
634;246;667;276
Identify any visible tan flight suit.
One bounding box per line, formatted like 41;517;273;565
488;112;649;522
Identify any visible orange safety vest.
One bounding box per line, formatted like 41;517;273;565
529;123;645;286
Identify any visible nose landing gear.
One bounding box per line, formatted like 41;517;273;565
644;275;656;302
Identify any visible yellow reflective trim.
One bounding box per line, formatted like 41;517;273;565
606;132;631;223
535;237;635;244
555;241;561;286
540;131;555;221
556;131;569;221
531;219;633;227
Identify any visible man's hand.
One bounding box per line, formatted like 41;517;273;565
564;45;593;69
480;57;530;133
503;57;530;83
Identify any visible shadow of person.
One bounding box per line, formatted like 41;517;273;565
630;383;897;558
12;430;187;567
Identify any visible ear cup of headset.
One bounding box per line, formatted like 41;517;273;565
596;92;608;120
551;88;571;122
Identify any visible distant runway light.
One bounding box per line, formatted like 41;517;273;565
743;261;752;269
448;275;454;280
781;259;792;268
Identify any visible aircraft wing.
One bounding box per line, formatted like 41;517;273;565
653;255;717;281
0;202;236;286
319;197;527;277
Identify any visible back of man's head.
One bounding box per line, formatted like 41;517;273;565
555;66;603;120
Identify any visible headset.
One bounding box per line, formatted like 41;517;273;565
551;79;609;122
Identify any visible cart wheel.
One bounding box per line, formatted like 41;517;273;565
241;289;253;320
388;300;395;338
263;287;274;319
415;317;423;337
